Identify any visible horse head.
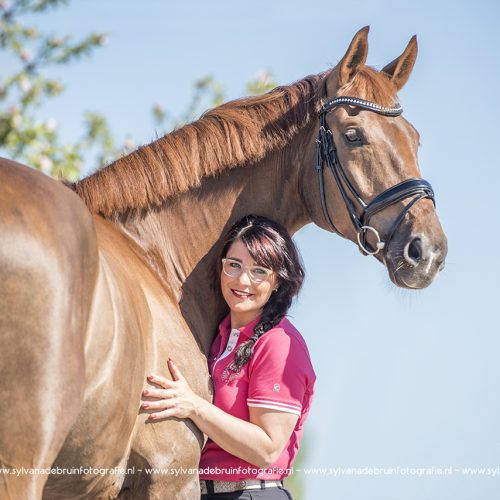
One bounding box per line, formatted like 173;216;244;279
301;26;447;289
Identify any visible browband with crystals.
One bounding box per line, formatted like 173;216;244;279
321;96;403;116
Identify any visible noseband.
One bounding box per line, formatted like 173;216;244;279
315;96;435;257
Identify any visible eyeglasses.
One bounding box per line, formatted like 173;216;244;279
222;258;274;283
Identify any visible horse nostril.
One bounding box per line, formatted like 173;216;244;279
407;237;422;264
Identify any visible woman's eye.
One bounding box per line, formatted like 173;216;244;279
344;128;362;144
229;262;241;269
253;268;267;276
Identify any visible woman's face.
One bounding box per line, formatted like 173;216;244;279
221;239;278;327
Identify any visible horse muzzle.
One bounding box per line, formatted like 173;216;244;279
386;232;448;289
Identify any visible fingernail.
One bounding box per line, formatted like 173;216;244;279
143;389;149;395
168;358;173;363
148;414;156;420
147;375;154;381
142;403;149;409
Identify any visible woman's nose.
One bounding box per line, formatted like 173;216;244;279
237;270;252;286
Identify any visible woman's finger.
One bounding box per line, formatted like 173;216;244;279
148;406;180;421
142;387;176;400
167;358;185;382
146;373;174;389
141;398;177;411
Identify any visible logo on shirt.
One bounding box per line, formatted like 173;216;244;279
273;383;280;392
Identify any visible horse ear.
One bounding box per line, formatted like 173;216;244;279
338;26;370;87
381;35;418;91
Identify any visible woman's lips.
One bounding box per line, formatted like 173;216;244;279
231;289;253;299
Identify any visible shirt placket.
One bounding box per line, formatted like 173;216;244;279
211;328;240;378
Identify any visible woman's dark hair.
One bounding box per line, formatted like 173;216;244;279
218;214;305;373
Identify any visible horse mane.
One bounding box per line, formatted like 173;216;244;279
70;74;324;217
70;66;395;218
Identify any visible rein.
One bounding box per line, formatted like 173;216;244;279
315;96;435;257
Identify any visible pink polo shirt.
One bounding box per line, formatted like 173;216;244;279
199;314;316;481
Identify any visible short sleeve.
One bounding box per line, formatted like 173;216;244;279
246;328;312;417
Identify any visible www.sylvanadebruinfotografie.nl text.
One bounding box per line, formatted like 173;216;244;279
2;465;499;478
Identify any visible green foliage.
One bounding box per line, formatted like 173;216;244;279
0;0;111;179
246;69;276;96
0;0;277;182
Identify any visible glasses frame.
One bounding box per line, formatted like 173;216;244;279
221;257;274;284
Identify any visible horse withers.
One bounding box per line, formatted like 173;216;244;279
0;27;447;499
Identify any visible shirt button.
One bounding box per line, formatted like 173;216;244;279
227;347;232;351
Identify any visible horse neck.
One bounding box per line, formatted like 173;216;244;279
117;137;313;353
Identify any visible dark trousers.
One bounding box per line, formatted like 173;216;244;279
200;485;293;499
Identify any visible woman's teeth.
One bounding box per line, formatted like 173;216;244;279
232;289;252;298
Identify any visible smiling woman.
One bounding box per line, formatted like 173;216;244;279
142;215;316;499
220;242;279;329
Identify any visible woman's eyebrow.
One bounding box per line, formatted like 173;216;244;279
226;256;263;267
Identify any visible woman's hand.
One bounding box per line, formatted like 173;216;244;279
141;361;298;469
141;358;207;420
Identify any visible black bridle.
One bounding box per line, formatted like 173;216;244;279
315;96;435;257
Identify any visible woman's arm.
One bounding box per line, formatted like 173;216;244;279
142;359;298;469
192;399;298;468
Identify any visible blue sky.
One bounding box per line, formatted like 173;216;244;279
14;1;500;499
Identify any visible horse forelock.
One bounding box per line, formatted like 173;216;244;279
71;74;326;218
337;66;398;107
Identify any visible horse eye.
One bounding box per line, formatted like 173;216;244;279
344;128;362;144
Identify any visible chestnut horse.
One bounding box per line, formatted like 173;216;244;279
0;27;447;499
